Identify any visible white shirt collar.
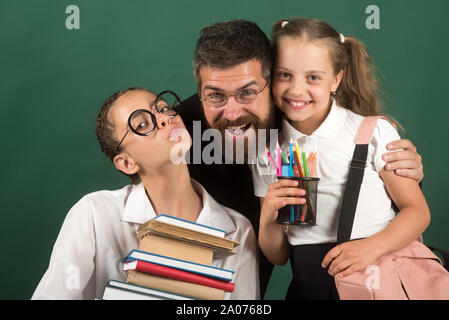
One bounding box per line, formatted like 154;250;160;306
121;180;236;235
282;99;347;140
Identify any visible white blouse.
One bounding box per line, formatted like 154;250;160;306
249;101;400;245
32;180;260;300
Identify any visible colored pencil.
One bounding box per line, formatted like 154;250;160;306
265;147;279;175
289;139;294;177
277;145;282;176
277;141;288;164
310;154;317;178
307;152;315;173
294;141;304;177
301;151;309;177
293;141;316;223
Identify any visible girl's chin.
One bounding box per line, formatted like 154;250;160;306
278;105;309;120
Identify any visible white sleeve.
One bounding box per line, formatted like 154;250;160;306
248;154;277;198
229;226;260;300
31;197;96;300
370;118;401;172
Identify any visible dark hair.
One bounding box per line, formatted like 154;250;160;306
193;19;272;89
95;87;144;184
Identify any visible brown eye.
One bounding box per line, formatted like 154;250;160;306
278;72;291;80
130;110;154;134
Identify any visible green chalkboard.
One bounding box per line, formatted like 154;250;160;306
0;0;448;299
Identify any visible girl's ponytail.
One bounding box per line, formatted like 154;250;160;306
336;36;382;116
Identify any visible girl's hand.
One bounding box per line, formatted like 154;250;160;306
321;238;383;278
260;179;306;226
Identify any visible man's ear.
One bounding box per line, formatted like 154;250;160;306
113;152;140;176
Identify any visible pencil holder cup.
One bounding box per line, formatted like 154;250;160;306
276;176;320;226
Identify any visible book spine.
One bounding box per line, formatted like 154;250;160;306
127;271;225;300
134;260;234;292
128;250;234;281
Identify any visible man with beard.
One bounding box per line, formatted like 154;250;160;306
179;20;424;298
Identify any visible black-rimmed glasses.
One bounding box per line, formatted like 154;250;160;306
199;80;269;109
115;90;181;152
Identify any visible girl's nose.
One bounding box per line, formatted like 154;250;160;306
289;78;307;96
155;112;171;129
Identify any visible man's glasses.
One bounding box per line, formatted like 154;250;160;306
199;80;269;109
115;90;181;152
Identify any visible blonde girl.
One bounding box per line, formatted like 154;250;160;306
252;18;430;300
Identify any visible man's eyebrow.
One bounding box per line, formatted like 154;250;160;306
203;85;223;92
203;80;260;92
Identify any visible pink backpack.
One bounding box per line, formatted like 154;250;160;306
334;116;449;300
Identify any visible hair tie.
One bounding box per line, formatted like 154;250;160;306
281;21;289;28
339;33;345;44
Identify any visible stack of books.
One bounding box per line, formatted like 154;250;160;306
102;214;240;300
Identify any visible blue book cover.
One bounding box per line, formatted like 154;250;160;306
124;249;235;282
152;214;227;237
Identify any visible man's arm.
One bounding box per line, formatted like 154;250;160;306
382;139;423;183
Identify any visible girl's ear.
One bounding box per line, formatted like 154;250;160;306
332;70;344;93
113;152;140;176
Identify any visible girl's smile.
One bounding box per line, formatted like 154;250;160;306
272;37;342;135
283;98;313;111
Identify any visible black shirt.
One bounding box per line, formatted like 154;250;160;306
179;93;282;298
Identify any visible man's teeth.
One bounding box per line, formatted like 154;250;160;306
227;124;248;130
227;123;250;135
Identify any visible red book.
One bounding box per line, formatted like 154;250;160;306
123;260;235;292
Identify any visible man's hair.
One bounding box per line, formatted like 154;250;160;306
193;20;272;89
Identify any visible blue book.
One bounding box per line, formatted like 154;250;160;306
125;249;235;282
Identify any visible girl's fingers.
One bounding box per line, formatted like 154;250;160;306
280;196;306;206
269;187;306;198
336;264;362;278
328;257;352;276
269;197;305;212
270;179;299;190
322;246;342;268
268;180;306;196
273;199;287;211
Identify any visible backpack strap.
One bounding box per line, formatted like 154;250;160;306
336;117;449;268
336;116;380;244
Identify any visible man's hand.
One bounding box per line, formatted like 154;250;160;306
382;139;423;183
